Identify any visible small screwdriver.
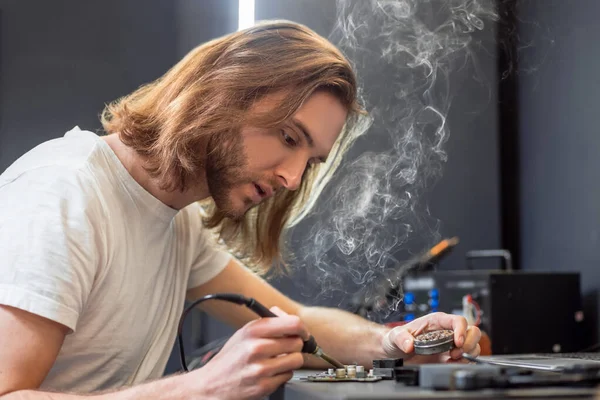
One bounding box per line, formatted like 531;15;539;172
246;297;345;369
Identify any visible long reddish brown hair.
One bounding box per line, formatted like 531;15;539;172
101;20;364;274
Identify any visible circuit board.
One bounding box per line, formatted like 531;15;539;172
306;366;382;383
306;371;382;382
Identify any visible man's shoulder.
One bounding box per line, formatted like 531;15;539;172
0;127;110;218
0;126;105;184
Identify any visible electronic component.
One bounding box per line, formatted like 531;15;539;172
356;365;366;378
373;358;404;368
394;365;421;386
372;358;404;379
347;365;356;378
413;329;455;355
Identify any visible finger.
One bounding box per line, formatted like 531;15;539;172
270;306;288;317
448;325;482;359
421;312;468;348
260;371;295;396
249;337;304;358
449;343;481;360
245;313;310;340
449;346;462;359
462;326;482;353
262;351;305;376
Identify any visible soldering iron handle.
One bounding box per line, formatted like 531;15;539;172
247;298;278;317
247;297;318;354
301;335;318;354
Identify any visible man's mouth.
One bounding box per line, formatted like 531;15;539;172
254;183;266;197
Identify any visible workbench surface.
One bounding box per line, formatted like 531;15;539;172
268;370;599;400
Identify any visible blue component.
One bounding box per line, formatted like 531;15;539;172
430;288;439;298
431;307;438;313
404;292;415;305
430;299;439;308
404;313;415;321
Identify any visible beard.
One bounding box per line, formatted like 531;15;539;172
205;132;254;219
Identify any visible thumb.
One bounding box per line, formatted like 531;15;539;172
383;327;415;356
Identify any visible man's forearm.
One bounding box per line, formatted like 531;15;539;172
298;306;391;368
4;374;191;400
5;391;84;400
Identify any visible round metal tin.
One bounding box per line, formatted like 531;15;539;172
413;329;455;355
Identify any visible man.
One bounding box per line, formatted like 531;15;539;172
0;20;481;399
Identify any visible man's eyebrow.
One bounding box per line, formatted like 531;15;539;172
291;118;314;147
290;118;328;163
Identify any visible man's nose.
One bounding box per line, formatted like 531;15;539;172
275;156;306;191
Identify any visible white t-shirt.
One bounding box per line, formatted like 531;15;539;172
0;126;231;392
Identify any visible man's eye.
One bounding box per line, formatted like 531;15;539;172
281;130;297;147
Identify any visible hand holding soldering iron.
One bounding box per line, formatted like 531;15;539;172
179;307;308;400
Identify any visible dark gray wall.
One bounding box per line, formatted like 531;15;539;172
175;0;238;59
518;0;600;342
0;0;237;172
0;0;177;170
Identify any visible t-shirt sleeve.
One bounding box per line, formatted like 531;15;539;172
184;204;232;290
0;167;101;332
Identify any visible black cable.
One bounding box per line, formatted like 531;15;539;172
177;293;250;372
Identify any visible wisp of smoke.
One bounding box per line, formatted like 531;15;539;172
286;0;500;320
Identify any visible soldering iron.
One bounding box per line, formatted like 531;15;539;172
177;293;344;371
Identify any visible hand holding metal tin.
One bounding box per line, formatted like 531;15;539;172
381;314;482;362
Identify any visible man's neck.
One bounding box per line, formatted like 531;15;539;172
102;133;210;210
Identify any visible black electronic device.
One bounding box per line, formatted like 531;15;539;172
401;269;585;355
394;363;600;391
